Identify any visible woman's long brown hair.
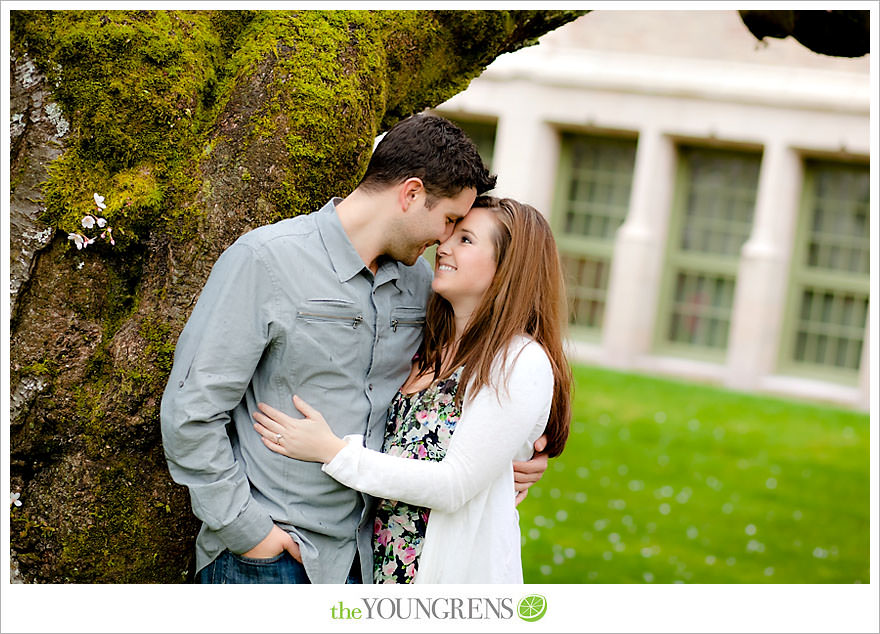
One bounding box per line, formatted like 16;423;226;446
417;196;572;457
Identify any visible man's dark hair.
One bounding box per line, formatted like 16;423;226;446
358;114;497;202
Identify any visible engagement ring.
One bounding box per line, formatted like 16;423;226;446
275;433;283;443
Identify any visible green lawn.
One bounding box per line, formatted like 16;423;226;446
519;364;870;583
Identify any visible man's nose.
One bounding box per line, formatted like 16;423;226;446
439;223;456;244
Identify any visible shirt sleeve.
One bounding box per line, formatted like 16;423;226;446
159;241;277;554
321;339;553;513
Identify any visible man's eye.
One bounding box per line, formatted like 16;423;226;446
461;236;471;244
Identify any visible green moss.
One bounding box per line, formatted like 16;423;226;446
209;10;257;62
14;9;536;244
18;360;59;378
74;318;172;455
52;454;193;583
12;10;231;246
214;11;391;219
139;315;176;375
13;9;583;247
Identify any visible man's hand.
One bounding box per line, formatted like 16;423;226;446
241;524;302;562
513;435;549;506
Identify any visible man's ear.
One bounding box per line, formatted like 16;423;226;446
398;177;425;212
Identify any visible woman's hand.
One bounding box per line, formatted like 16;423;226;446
253;395;347;464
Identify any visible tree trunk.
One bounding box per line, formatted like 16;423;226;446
8;9;585;583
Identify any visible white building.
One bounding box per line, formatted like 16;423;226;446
434;11;871;410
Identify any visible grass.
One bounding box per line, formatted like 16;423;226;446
519;363;870;584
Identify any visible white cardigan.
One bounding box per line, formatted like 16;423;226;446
322;335;553;583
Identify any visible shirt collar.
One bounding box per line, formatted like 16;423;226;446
375;255;402;289
316;198;401;286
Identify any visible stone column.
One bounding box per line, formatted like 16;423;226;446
725;143;803;390
601;128;677;367
490;83;560;217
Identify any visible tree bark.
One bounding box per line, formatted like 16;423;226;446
9;9;584;583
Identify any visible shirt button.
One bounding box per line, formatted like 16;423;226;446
178;380;184;388
368;384;374;391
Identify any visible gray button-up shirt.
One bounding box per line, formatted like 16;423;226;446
160;199;431;583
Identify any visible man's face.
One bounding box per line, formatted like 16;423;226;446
387;186;477;266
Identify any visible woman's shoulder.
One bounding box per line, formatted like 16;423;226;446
507;334;548;359
498;335;552;376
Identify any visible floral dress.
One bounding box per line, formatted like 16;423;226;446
372;367;462;583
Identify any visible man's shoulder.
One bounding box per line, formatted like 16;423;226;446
236;213;319;251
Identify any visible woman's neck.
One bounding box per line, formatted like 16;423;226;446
450;297;478;342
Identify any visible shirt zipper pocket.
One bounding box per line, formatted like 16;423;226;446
391;317;425;332
298;311;364;329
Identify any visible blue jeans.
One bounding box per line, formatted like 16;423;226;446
197;549;362;584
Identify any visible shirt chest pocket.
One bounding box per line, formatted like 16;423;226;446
390;306;426;333
289;299;368;390
386;305;426;372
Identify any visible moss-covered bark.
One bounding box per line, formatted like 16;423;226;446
9;9;585;583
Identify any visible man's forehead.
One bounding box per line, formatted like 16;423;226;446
443;188;477;214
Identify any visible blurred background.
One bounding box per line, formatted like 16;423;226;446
431;10;870;583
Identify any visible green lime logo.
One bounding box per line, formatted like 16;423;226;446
517;594;547;622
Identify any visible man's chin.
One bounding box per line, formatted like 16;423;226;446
402;246;427;266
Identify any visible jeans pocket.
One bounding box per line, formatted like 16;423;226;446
215;550;310;584
230;551;286;565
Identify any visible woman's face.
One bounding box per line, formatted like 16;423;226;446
431;206;499;307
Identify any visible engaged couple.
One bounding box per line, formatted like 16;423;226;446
160;114;572;584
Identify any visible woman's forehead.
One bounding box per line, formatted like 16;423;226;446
457;206;496;231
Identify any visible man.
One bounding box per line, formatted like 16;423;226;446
160;114;548;584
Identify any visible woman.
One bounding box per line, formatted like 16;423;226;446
253;196;572;583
